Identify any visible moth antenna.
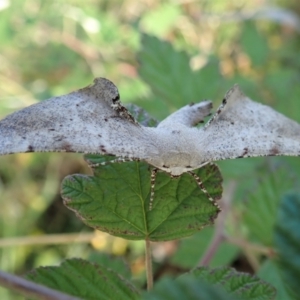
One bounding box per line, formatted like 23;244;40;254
204;97;228;130
149;168;158;211
88;157;140;168
188;171;221;211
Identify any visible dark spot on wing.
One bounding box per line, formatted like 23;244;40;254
269;146;280;156
100;145;106;153
98;134;102;138
243;147;249;155
112;94;120;103
49;128;55;131
237;147;248;158
62;143;73;152
172;130;180;134
69;118;73;121
222;98;227;105
231;121;234;125
26;145;34;152
104;118;108;122
209;213;219;222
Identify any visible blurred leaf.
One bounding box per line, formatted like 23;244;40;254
138;34;222;112
265;69;295;101
265;69;300;123
242;164;299;246
240;22;269;66
88;252;132;280
61;157;222;241
217;157;264;180
26;258;139;300
184;266;276;300
119;78;150;104
126;103;158;127
258;259;292;300
140;4;181;36
274;193;300;299
143;276;237;300
225;75;260;102
171;227;239;268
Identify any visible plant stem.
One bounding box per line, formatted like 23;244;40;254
225;236;274;255
145;239;153;290
0;269;80;300
198;181;236;267
0;232;96;247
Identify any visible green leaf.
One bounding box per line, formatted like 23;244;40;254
274;193;300;299
184;267;276;300
61;156;222;241
126;103;158;127
240;22;269;66
258;259;292;300
138;34;222;111
26;258;139;300
171;227;240;268
242;165;298;246
143;276;237;300
88;252;132;280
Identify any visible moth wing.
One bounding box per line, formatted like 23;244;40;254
197;85;300;163
0;78;155;159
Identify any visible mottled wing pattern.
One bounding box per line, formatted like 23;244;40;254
197;85;300;163
1;78;300;169
0;78;155;159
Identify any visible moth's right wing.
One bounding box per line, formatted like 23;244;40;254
196;85;300;164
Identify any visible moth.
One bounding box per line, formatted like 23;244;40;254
1;78;300;209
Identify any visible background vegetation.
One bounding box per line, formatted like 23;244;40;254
0;0;300;299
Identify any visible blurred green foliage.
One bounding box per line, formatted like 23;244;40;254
1;0;300;299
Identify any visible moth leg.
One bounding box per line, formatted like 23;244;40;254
87;157;140;168
158;101;213;128
188;171;221;211
149;168;158;211
204;97;228;129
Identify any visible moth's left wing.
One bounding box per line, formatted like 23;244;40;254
197;85;300;163
0;78;156;159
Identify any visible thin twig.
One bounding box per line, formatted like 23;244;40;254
145;239;153;290
225;236;275;256
0;269;81;300
198;181;236;267
0;233;96;248
199;232;226;267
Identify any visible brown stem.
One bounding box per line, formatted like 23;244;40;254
225;236;275;256
145;239;153;290
0;233;96;247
